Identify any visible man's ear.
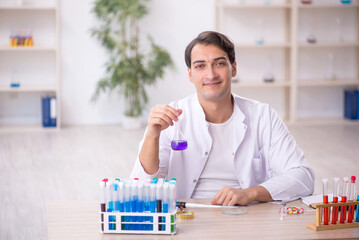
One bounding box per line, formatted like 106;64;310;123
187;67;194;83
232;61;237;78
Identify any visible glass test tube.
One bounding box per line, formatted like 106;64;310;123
332;177;340;224
348;176;356;223
322;178;329;225
340;177;349;224
100;181;106;231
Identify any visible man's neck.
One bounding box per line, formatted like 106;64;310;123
199;95;234;124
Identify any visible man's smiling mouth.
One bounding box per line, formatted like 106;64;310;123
203;81;222;86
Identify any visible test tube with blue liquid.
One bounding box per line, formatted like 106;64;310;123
149;183;156;219
106;180;115;230
124;181;132;229
137;181;145;230
131;180;138;226
100;181;106;231
171;100;188;151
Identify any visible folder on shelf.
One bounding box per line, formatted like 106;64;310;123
344;89;358;120
42;96;57;127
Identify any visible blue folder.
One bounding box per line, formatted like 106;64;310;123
42;97;57;127
344;89;358;120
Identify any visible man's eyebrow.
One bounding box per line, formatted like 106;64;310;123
213;57;227;61
192;60;205;65
192;56;227;65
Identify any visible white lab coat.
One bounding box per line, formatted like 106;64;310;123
130;94;315;202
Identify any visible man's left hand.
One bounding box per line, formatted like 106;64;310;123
211;186;273;206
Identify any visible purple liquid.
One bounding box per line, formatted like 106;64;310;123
171;140;188;151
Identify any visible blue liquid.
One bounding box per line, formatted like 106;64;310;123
341;0;351;4
356;195;359;222
150;200;156;213
171;140;188;151
107;203;114;230
145;201;150;212
119;202;125;212
132;197;138;222
163;203;169;213
138;201;144;218
163;203;169;223
125;201;131;222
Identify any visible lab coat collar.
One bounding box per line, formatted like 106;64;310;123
232;94;247;155
193;93;247;155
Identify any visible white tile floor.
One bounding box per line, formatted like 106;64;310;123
0;124;359;240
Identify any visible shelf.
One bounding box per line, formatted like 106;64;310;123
298;42;359;48
235;43;290;48
232;81;290;88
222;3;291;9
0;85;57;92
298;3;359;9
291;118;359;126
0;46;57;52
0;5;56;10
216;0;359;123
297;79;359;87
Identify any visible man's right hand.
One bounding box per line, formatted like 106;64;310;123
146;104;183;138
139;104;183;175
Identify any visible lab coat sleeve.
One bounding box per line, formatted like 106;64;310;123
259;107;315;202
130;127;171;180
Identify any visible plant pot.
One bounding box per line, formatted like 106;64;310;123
122;115;142;130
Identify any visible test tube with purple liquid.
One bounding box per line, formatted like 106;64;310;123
171;100;188;151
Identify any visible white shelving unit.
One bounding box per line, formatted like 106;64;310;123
216;0;359;123
0;0;60;131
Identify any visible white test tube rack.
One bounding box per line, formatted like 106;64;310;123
100;210;178;235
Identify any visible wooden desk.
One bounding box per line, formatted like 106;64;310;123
46;199;359;240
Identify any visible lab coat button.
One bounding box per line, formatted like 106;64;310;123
205;152;208;155
193;179;197;183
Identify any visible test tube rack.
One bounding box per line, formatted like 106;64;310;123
100;210;177;235
306;201;359;231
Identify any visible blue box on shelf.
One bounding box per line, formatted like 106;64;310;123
344;89;359;120
42;96;57;127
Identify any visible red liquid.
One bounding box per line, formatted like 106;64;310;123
323;195;329;225
332;196;338;224
348;205;353;223
340;196;347;224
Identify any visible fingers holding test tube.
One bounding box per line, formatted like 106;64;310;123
147;105;183;138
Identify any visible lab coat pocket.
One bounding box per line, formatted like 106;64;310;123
253;156;266;183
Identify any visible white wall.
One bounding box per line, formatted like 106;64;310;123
60;0;215;125
0;0;357;126
60;0;359;124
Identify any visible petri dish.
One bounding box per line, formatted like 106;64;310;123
222;207;247;215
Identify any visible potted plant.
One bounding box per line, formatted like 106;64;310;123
91;0;173;129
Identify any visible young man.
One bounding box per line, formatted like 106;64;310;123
130;31;314;206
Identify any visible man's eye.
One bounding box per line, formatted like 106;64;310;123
195;64;204;69
216;62;226;66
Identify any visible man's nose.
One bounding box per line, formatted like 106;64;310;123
206;66;217;79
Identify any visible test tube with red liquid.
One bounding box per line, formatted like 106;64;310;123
322;178;329;225
348;176;356;223
340;177;350;224
332;177;340;224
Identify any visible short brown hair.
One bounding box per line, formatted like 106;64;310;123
185;31;235;68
